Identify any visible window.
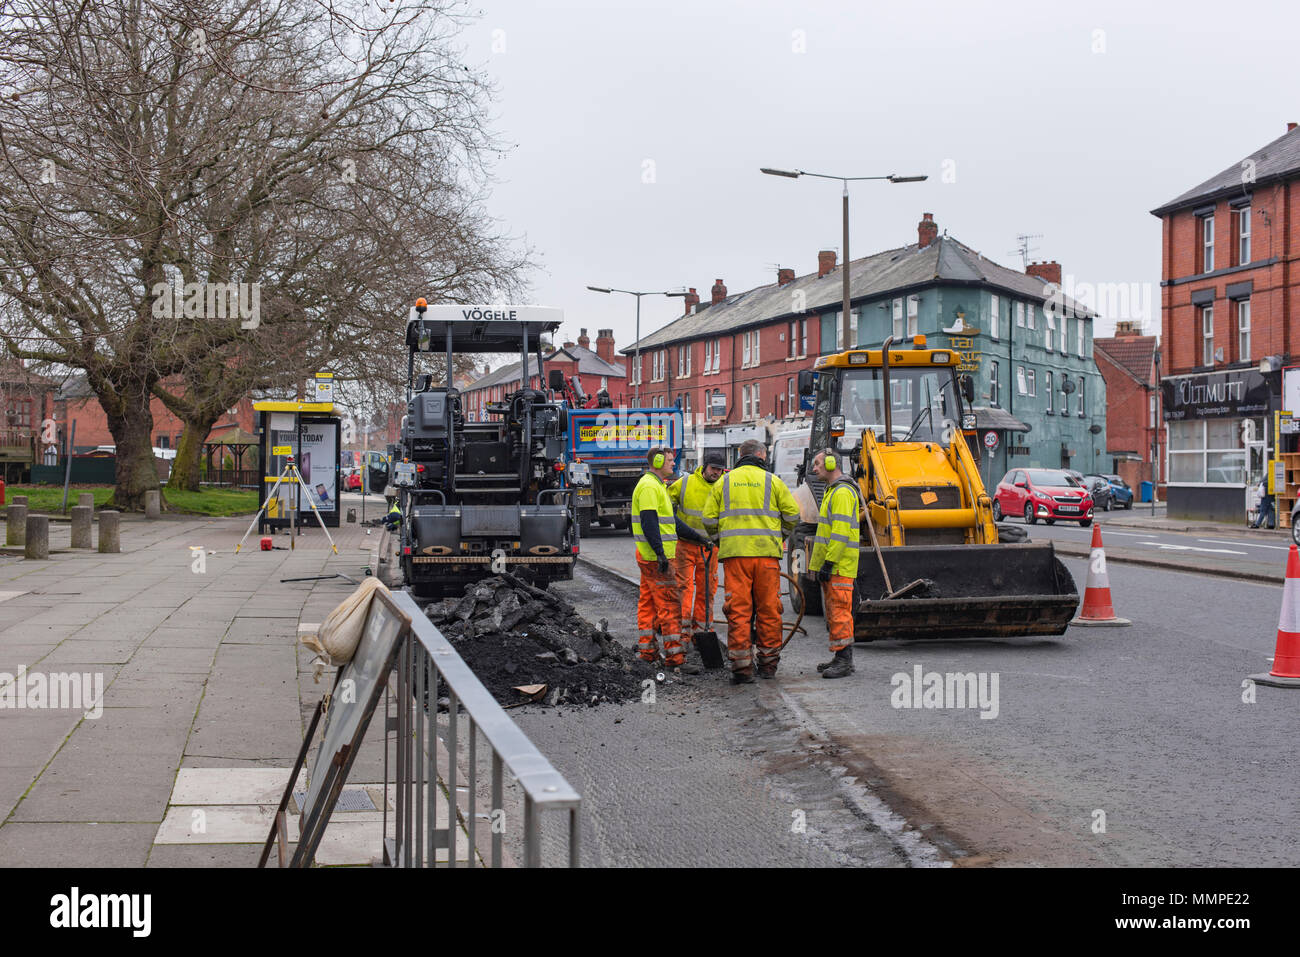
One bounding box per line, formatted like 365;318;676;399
1026;302;1036;330
1168;418;1258;485
713;338;722;373
685;345;691;377
1238;206;1251;265
1202;305;1215;366
800;319;808;357
989;360;1000;407
1016;301;1025;327
787;376;795;413
1077;377;1085;418
157;434;169;449
753;381;760;417
1060;375;1069;415
990;295;1000;340
1060;316;1068;355
1237;298;1251;360
1045;309;1054;351
677;347;684;378
893;298;904;340
849;308;859;347
742;385;750;419
788;321;797;358
1077;319;1085;357
907;296;918;337
601;376;608;391
742;332;751;367
1201;213;1215;273
753;329;760;364
1027;368;1036;397
684;392;691;415
1016;365;1027;395
1046;371;1054;412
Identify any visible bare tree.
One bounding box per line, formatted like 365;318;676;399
0;0;529;506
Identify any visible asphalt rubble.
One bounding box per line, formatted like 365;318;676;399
420;573;657;708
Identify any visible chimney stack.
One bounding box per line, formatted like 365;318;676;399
684;287;700;314
563;340;575;350
711;278;727;304
595;329;615;364
777;267;795;286
1114;320;1143;337
917;212;938;249
578;327;590;349
817;250;836;278
1290;122;1298;132
1026;259;1062;287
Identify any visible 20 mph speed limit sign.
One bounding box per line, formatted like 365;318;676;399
983;431;999;450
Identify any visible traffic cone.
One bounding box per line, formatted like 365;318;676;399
1070;524;1131;627
1248;545;1300;688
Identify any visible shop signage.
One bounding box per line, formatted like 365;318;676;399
1161;369;1269;421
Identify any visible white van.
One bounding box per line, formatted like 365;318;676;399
770;427;811;489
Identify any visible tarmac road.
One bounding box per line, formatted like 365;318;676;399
575;535;1299;867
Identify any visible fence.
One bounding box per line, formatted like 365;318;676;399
387;590;581;867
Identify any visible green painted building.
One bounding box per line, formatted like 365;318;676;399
812;216;1106;487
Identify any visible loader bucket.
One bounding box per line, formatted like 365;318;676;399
853;542;1079;641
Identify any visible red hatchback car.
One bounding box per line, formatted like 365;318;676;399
993;468;1094;526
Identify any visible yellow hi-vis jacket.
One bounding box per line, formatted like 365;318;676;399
631;471;677;561
703;464;800;560
809;479;862;579
669;467;716;536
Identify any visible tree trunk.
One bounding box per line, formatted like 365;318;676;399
104;382;163;511
168;416;218;492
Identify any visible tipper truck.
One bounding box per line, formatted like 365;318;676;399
564;406;684;534
788;335;1079;640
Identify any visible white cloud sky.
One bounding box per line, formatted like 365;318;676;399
460;0;1299;349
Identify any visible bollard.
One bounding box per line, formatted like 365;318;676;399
11;495;27;507
25;515;49;560
5;503;26;546
78;493;95;510
70;505;93;549
98;510;121;554
144;490;161;519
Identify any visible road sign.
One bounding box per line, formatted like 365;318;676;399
983;431;999;450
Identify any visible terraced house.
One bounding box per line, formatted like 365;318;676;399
626;213;1104;486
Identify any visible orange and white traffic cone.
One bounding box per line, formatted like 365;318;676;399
1248;544;1300;689
1070;524;1131;627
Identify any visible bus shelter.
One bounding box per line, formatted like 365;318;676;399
253;400;342;533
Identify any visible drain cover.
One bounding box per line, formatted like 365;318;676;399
293;788;377;812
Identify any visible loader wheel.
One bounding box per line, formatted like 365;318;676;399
992;499;1003;522
578;511;593;536
1024;504;1037;525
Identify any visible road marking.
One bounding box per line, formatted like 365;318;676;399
1197;538;1289;551
1138;541;1247;555
1094;530;1145;537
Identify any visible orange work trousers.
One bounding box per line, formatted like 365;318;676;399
821;574;855;653
637;555;684;666
675;541;719;638
721;556;783;673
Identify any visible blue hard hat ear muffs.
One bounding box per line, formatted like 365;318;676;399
653;452;664;469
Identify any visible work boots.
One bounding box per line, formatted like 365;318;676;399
730;670;755;685
679;641;703;675
821;647;854;679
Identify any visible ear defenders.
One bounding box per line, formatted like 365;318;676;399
652;452;665;469
824;453;837;471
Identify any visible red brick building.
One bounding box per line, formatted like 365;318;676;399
1094;324;1162;495
0;361;58;482
53;375;257;453
1150;122;1300;521
461;329;627;422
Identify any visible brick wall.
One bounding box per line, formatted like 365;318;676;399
59;390;256;451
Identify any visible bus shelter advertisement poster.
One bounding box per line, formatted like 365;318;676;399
298;423;336;512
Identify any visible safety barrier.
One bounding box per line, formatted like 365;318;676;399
387;590;581;867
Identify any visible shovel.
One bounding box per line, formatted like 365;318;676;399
693;544;725;669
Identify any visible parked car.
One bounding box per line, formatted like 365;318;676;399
1082;474;1115;511
1099;473;1134;509
993;468;1094;526
343;468;362;491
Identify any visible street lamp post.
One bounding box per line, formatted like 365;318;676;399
760;168;926;349
586;286;688;405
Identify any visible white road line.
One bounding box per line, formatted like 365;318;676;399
1093;529;1145;537
1138;541;1247;555
1197;538;1289;551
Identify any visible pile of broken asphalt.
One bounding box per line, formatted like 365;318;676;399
420;573;657;708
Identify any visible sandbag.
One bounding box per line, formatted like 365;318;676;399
300;577;389;666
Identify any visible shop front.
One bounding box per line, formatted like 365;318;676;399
1161;368;1274;523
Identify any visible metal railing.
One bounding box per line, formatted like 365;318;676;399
386;590;581;867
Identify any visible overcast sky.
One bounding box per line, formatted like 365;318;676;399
461;0;1298;351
